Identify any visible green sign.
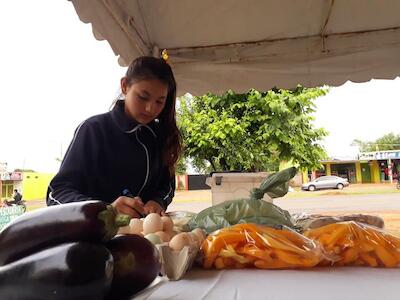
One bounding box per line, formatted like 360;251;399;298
0;206;25;230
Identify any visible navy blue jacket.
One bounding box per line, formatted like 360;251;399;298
47;100;174;209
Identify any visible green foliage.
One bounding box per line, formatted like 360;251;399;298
177;86;329;173
13;169;35;173
352;133;400;152
175;156;187;175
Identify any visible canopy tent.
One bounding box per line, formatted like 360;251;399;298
70;0;400;96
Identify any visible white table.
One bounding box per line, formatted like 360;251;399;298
135;267;400;300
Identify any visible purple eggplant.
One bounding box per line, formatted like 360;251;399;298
106;234;161;299
0;242;113;300
0;200;130;266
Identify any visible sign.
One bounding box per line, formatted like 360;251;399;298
0;172;23;181
359;151;400;160
10;172;23;181
0;173;11;180
0;206;25;230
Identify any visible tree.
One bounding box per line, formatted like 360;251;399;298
175;156;187;175
177;86;329;173
14;169;35;173
352;133;400;152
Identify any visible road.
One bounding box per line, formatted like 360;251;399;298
26;190;400;215
274;193;400;214
168;191;400;214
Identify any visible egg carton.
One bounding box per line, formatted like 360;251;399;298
155;243;199;281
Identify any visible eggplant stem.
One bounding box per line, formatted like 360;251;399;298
115;214;131;227
98;208;130;241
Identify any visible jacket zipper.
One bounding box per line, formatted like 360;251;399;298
135;129;149;196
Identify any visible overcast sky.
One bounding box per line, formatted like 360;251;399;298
0;1;399;173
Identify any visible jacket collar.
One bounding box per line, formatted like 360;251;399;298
111;100;158;137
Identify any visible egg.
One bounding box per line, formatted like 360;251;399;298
191;228;206;242
188;232;200;246
166;230;176;240
118;225;131;235
129;218;143;235
161;216;174;232
155;231;171;243
143;213;163;234
144;233;162;245
169;232;191;251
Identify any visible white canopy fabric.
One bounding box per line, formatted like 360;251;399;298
70;0;400;96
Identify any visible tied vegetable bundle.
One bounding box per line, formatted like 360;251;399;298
304;221;400;268
0;201;161;300
202;223;326;269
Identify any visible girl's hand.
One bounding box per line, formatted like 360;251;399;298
144;200;165;215
112;196;145;218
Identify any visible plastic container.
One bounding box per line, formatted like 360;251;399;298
206;172;272;205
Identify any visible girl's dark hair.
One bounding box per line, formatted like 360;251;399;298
124;56;182;176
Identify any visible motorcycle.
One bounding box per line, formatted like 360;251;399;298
3;199;27;213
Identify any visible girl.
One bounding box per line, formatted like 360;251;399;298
47;56;182;218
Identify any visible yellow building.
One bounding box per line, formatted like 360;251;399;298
22;172;55;200
1;171;54;201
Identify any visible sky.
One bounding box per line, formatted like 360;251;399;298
0;1;399;173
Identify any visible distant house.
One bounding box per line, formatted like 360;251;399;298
1;170;54;201
303;150;400;184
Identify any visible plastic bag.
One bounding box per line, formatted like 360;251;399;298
249;167;297;200
186;167;298;233
201;223;325;269
292;213;385;232
186;198;296;234
304;221;400;268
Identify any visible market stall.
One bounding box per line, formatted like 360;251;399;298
70;0;400;95
134;267;400;300
0;168;399;299
2;1;399;299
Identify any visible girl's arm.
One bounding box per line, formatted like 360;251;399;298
47;121;98;205
145;167;175;211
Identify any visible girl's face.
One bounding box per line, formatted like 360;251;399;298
121;78;168;124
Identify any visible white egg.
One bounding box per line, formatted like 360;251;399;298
191;228;206;242
169;232;191;251
118;225;131;235
155;231;171;243
161;216;174;232
143;213;163;234
129;218;143;234
144;233;162;245
188;232;200;246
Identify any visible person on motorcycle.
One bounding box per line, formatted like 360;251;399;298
13;189;22;204
5;190;23;206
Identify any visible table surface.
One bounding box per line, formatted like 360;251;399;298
134;267;400;300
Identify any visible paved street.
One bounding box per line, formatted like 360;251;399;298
27;189;400;215
274;193;400;214
169;189;400;214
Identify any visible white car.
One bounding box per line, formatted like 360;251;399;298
301;175;349;191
